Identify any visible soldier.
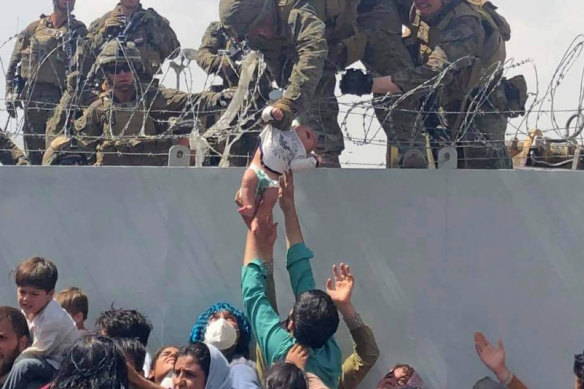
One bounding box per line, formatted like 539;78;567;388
0;132;30;166
341;0;516;169
195;21;240;90
5;0;87;165
45;39;233;166
80;0;181;82
218;0;332;163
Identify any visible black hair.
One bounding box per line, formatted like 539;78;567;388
0;306;30;340
14;257;58;292
264;362;308;389
95;308;152;346
575;352;584;388
292;290;339;349
52;335;128;389
114;337;146;372
178;342;211;385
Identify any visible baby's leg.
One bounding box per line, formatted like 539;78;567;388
237;168;259;217
252;187;279;234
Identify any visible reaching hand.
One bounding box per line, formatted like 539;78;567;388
270;108;284;121
474;332;508;376
340;69;373;96
278;171;295;213
326;263;355;307
285;344;309;371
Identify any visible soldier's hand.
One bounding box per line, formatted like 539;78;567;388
340;69;374;96
16;157;31;166
217;88;235;108
271;99;295;130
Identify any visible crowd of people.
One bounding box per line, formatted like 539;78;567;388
3;169;574;389
0;0;527;169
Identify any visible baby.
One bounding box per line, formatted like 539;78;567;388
236;106;318;227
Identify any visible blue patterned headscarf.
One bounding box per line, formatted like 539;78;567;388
189;302;252;359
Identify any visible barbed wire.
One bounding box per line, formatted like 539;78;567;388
1;28;583;167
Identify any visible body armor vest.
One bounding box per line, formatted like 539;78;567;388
21;18;82;86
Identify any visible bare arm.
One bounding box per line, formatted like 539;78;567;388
278;172;304;248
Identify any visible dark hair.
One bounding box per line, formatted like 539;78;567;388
55;287;89;320
151;345;179;372
292;290;339;349
0;306;30;341
190;302;252;359
52;335;128;389
575;352;584;387
14;257;58;292
264;362;307;389
95;308;152;346
178;343;211;385
114;337;146;372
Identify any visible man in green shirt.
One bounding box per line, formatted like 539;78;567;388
241;172;342;389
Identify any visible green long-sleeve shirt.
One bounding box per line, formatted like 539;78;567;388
241;243;342;389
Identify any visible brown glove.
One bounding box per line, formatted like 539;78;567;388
271;98;296;130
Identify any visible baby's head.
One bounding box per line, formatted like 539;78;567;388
292;120;318;153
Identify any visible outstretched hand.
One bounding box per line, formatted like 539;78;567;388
326;263;355;307
474;332;509;377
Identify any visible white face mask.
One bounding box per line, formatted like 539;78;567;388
204;318;238;351
159;372;173;389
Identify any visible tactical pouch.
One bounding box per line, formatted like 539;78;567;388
22;29;67;86
503;75;527;118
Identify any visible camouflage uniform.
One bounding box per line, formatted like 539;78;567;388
195;21;240;89
72;85;228;166
0;131;29;165
220;0;328;133
79;3;181;82
5;14;87;164
391;0;512;168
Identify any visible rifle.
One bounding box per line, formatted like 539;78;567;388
63;1;75;139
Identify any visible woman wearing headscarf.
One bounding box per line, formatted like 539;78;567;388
174;342;232;389
190;302;260;388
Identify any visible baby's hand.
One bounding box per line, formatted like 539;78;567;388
271;108;284;121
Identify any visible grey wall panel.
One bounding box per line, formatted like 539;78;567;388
1;167;583;388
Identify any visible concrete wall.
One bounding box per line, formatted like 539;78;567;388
1;167;583;388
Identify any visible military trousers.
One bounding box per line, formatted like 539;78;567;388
21;83;62;165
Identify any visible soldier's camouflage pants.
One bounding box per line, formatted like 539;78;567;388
358;0;421;167
21;84;62;165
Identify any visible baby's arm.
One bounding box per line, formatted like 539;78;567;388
290;155;318;172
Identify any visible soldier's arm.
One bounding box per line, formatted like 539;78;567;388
194;22;228;75
390;15;484;93
74;102;105;152
5;24;33;97
0;132;28;165
152;12;181;61
282;4;328;116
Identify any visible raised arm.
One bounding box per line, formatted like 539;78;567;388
242;217;294;364
327;264;380;389
279;172;304;248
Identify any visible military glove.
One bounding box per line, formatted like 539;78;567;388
271;98;296;130
340;69;373;96
217;88;236;107
16;157;30;166
5;94;20;118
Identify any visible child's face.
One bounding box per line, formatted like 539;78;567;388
295;125;318;152
17;286;53;317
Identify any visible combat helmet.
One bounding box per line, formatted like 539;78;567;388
96;39;143;72
219;0;273;40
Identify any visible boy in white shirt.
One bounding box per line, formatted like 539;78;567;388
2;257;79;389
236;106;318;231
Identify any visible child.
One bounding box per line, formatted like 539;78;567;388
55;287;90;336
237;106;318;227
2;257;79;389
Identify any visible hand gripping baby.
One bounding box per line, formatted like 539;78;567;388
236;106;318;229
